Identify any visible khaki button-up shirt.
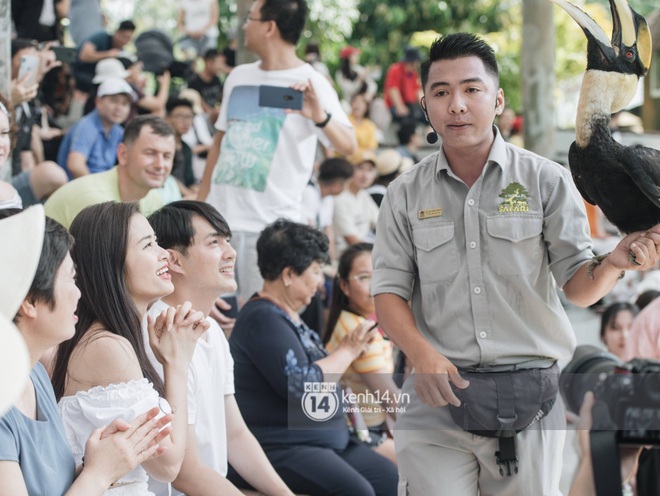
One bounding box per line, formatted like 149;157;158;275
372;130;593;368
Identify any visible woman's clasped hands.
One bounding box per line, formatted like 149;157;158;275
146;301;209;366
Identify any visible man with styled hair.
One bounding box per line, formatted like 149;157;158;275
145;200;294;496
373;32;660;495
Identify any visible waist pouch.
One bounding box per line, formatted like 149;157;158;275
447;363;559;476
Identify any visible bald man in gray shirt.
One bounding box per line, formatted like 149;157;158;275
372;33;660;496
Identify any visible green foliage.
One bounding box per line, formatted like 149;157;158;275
218;1;239;48
322;0;520;113
348;0;518;75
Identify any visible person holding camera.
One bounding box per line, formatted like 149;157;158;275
372;33;660;495
8;41;68;207
562;345;660;496
569;392;644;496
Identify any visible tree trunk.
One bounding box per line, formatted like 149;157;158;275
0;0;11;97
522;0;556;160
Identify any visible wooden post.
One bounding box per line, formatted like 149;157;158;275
522;0;556;160
0;0;11;98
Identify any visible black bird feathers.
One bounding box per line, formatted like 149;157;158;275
551;0;657;234
569;116;660;233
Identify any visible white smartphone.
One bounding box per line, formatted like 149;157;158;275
18;55;40;87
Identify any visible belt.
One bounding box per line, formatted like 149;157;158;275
459;359;557;373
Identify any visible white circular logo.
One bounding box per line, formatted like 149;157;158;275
301;383;339;422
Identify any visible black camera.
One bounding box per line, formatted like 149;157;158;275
560;344;660;445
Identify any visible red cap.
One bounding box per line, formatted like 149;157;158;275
340;46;361;59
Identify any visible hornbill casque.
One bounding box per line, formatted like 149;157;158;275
550;0;656;235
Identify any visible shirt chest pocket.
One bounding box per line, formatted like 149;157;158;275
412;222;458;283
487;216;544;276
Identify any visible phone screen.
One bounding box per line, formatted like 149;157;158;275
51;46;79;64
258;85;303;111
18;55;39;87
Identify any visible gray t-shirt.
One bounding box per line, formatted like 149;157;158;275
0;363;76;495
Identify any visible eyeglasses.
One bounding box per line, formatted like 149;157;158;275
171;114;193;121
350;273;372;285
243;16;270;24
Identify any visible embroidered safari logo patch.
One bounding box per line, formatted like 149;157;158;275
498;182;530;213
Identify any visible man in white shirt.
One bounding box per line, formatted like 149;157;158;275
145;200;294;496
197;0;356;305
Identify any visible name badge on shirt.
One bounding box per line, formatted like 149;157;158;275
418;208;443;220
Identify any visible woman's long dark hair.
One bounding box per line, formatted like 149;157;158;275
322;243;373;345
52;202;165;400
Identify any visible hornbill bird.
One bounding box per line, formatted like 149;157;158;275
550;0;656;235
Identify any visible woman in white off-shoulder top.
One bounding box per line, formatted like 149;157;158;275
52;202;209;495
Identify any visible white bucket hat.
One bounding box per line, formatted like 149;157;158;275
0;205;45;415
97;77;138;102
93;58;130;84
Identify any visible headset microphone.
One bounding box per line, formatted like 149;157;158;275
420;97;439;145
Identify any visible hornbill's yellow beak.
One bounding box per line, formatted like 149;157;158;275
550;0;651;77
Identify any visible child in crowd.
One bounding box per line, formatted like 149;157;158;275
323;243;399;464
